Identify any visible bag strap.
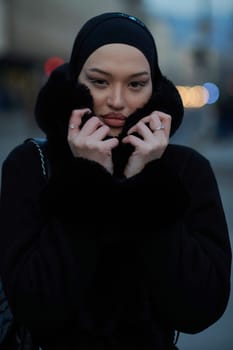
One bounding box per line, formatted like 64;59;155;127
172;330;180;349
25;137;51;179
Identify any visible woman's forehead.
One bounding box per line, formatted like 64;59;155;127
83;44;151;70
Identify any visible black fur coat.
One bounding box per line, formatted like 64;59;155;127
0;64;231;350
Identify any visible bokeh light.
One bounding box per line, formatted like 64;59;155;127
176;82;219;108
203;82;220;104
44;56;65;76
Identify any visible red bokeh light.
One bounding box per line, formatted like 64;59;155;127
44;56;65;76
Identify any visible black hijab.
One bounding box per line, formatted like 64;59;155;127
68;12;162;84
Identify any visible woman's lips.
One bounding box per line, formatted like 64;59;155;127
101;113;126;128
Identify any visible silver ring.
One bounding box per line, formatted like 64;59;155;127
69;124;79;129
154;124;165;131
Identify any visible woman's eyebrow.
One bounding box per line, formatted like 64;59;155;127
87;68;150;78
130;71;150;78
86;68;111;76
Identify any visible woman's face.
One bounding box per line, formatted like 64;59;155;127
78;43;153;136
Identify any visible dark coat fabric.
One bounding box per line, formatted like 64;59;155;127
0;64;231;350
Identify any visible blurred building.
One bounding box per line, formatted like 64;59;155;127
0;0;135;113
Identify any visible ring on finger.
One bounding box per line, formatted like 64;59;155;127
69;124;79;129
154;124;165;131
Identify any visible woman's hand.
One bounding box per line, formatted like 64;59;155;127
67;109;119;174
122;111;171;178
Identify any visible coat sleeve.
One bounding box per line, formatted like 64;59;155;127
0;142;113;339
136;148;232;333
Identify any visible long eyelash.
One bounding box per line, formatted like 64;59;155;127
88;77;105;84
131;81;148;87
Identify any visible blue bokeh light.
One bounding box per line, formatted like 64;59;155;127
203;82;220;104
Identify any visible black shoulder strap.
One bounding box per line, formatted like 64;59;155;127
25;137;51;179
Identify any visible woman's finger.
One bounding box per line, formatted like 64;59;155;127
149;111;172;136
68;108;91;134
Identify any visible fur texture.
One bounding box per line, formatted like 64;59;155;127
35;63;184;176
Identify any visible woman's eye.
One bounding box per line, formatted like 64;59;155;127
129;81;147;89
89;78;108;87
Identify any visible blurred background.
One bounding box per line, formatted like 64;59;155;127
0;0;232;349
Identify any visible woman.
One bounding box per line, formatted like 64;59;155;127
0;12;231;350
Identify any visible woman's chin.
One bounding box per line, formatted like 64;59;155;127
108;126;123;137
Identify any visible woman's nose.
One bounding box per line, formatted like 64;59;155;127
107;85;125;110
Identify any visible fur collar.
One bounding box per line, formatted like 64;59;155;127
35;63;184;176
